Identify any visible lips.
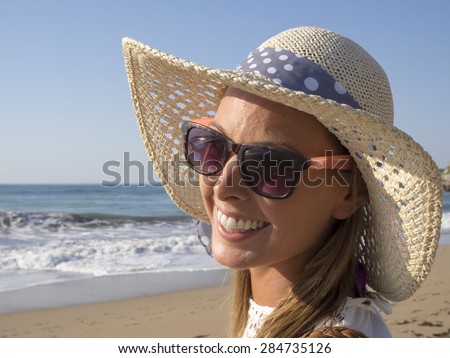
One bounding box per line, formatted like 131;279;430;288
217;209;269;233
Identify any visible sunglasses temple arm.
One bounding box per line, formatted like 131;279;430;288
189;118;214;126
309;155;354;170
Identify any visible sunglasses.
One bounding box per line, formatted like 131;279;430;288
182;119;353;199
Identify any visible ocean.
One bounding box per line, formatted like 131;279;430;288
0;184;223;295
0;184;449;296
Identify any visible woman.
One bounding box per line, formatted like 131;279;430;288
122;26;442;337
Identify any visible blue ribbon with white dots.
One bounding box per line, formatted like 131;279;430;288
236;47;361;110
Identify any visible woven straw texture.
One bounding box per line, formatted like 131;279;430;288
122;26;443;302
301;326;366;338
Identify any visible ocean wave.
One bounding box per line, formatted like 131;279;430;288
0;211;217;282
0;232;208;274
440;211;450;233
0;208;209;276
0;210;190;232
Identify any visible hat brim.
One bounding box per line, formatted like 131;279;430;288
122;37;443;302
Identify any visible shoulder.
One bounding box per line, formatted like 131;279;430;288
316;295;392;338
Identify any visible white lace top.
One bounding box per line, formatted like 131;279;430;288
242;292;392;338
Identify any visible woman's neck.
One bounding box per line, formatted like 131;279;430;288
250;266;299;307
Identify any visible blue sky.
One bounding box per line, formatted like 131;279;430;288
0;0;449;184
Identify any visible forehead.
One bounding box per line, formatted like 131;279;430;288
214;88;345;156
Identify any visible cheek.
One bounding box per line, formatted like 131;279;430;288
266;185;337;243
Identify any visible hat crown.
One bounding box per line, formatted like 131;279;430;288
260;27;394;122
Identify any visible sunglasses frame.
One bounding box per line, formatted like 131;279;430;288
181;120;353;199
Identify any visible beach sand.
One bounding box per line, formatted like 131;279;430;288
385;245;450;338
0;285;231;338
1;246;449;338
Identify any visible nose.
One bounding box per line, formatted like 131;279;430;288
213;155;252;202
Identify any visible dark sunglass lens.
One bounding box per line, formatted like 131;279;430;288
187;128;227;174
241;147;303;197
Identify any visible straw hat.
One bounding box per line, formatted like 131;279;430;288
122;26;442;301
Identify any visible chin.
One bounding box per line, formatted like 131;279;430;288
211;244;256;270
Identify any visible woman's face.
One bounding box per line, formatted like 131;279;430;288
199;88;354;276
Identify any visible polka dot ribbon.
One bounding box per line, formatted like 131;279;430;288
236;47;361;110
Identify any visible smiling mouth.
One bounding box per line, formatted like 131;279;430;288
217;209;270;233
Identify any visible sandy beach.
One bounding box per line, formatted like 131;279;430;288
1;245;449;338
385;245;450;338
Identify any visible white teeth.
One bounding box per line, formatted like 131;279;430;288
226;217;237;231
220;213;228;228
217;210;268;233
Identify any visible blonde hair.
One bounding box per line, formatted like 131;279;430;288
229;169;366;337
